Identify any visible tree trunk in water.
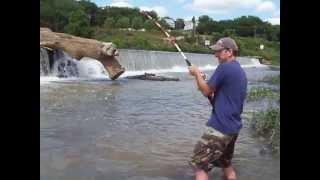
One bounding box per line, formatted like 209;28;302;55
40;27;125;80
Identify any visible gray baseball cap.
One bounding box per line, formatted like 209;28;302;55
210;37;239;51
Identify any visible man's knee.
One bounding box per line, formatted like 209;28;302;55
195;169;209;180
223;167;237;180
225;176;236;180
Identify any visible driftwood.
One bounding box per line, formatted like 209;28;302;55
40;27;125;80
126;73;179;81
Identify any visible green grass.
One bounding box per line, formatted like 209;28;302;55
247;87;279;101
92;27;280;65
233;36;280;65
261;74;280;85
251;106;280;153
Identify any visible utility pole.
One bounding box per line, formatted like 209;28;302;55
192;16;196;39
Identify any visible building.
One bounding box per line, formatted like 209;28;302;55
184;20;198;31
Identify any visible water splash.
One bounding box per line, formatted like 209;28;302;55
40;48;50;76
52;49;79;78
77;57;109;79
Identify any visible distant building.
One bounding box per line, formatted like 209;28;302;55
163;18;175;29
184;20;198;31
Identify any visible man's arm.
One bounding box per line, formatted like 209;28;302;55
194;71;214;97
188;65;215;97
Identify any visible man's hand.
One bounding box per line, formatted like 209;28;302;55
189;64;213;97
188;65;201;77
167;36;176;46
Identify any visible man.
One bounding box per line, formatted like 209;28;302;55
187;37;247;180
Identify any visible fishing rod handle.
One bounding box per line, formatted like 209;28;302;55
185;59;192;66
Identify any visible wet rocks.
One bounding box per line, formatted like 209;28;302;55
126;73;179;81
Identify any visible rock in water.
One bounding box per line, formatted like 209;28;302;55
126;73;179;81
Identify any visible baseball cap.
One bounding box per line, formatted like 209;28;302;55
209;37;239;52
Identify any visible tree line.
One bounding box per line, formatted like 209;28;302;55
40;0;279;41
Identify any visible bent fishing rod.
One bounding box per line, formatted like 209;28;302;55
140;11;213;104
140;11;192;67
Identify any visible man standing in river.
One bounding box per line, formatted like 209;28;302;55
183;37;247;180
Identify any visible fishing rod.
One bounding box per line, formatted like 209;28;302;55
140;11;213;104
140;11;191;67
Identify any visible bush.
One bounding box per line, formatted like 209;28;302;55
131;17;143;29
251;107;280;153
247;87;278;101
262;75;280;85
104;17;115;28
116;17;130;28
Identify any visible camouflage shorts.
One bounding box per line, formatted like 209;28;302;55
189;126;238;172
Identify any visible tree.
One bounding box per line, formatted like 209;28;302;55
192;16;196;38
77;0;99;26
115;17;130;28
263;23;278;41
104;17;115;28
64;9;92;38
175;18;185;30
196;15;214;34
233;16;264;37
40;0;80;32
143;20;156;30
131;17;143;29
274;25;280;41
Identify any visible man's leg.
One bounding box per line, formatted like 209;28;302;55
222;165;237;180
195;169;209;180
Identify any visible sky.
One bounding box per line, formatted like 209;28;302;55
91;0;280;25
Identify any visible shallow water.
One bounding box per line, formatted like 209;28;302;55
40;68;280;180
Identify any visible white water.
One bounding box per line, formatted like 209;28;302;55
40;48;269;83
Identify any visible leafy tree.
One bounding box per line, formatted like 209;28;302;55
104;17;115;28
40;0;80;32
131;17;143;29
115;17;130;28
77;0;99;26
64;9;92;38
196;15;214;34
143;19;156;30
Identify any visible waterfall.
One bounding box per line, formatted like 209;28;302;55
51;49;79;78
118;49;266;73
40;47;108;80
40;48;267;80
40;48;50;76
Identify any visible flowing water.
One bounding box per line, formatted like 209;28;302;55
40;49;280;180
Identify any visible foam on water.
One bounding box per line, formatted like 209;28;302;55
40;48;269;83
119;63;267;78
77;57;109;79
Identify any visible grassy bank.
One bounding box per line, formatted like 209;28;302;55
251;107;280;153
93;28;280;65
247;75;280;154
261;74;280;85
247;87;278;102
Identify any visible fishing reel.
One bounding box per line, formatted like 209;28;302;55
200;71;208;81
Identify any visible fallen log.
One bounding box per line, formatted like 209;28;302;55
126;73;179;81
40;27;125;80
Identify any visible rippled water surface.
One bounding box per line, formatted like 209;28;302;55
40;68;280;180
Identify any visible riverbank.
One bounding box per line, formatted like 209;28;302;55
247;75;280;154
93;28;280;65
